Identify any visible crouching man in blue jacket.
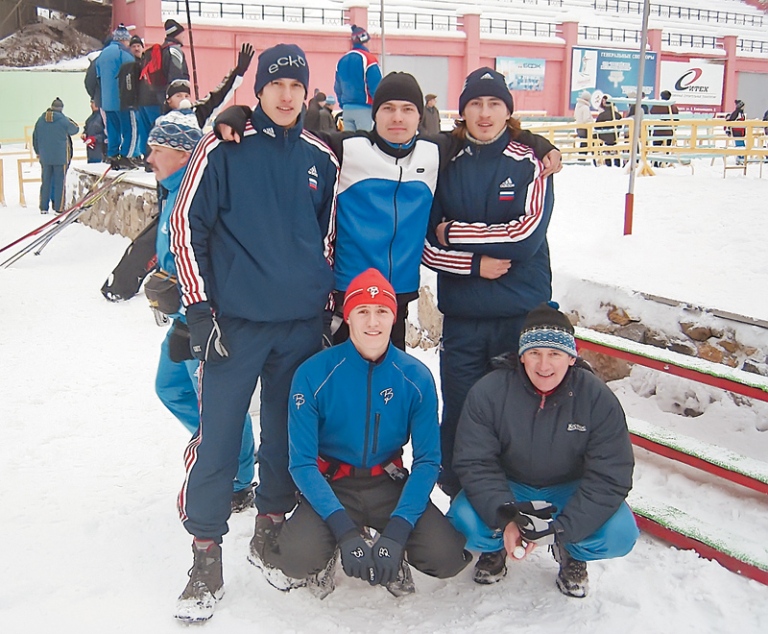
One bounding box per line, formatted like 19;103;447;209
249;268;471;598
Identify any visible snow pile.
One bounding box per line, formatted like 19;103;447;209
0;19;101;68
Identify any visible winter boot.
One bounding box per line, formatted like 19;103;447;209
385;559;416;597
247;514;304;591
231;483;255;513
174;539;224;623
472;549;507;585
306;549;339;600
552;540;589;598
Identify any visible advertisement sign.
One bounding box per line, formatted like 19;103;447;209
496;57;546;92
659;60;724;111
570;47;657;109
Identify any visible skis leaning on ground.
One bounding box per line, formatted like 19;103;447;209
1;166;131;269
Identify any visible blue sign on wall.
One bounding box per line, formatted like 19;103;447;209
570;47;657;109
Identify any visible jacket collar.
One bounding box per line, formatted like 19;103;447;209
159;164;187;194
251;104;305;142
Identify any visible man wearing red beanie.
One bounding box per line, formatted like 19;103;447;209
248;268;471;598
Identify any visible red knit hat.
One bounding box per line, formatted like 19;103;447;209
343;269;397;321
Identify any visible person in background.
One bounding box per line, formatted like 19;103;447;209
419;93;440;136
649;90;679;167
573;90;592;161
319;95;337;132
249;268;470;598
595;94;621;167
726;99;747;165
95;24;138;170
32;97;79;214
82;99;106;163
448;302;639;597
304;90;328;132
334;25;381;131
423;67;556;510
160;19;190;89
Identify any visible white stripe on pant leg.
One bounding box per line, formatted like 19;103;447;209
127;110;138;157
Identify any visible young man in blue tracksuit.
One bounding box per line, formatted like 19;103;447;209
169;44;338;623
144;109;256;515
32;97;79;213
95;24;138;168
248;269;470;597
422;68;556;506
334;25;381;131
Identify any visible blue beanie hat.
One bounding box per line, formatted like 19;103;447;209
351;25;370;46
147;109;202;153
459;67;514;116
254;43;309;97
518;301;577;358
112;24;130;42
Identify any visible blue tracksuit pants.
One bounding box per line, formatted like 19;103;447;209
438;314;527;495
448;480;639;561
104;109;138;158
39;163;66;212
155;328;255;492
178;315;322;541
137;105;162;157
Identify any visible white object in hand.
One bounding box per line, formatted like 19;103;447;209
513;546;526;559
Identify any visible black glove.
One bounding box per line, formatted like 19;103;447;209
168;320;193;363
213;105;251;141
185;302;229;362
338;531;375;583
498;500;558;546
236;43;254;76
372;536;404;587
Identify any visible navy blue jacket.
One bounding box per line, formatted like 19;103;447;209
33;109;79;165
423;129;555;319
83;110;105;162
170;105;338;322
289;339;440;530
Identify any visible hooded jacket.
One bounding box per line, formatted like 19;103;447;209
170;105;338;322
32;109;79;165
453;354;634;544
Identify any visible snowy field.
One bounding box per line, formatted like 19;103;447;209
1;155;767;633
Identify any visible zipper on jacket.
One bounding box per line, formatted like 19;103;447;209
372;413;381;454
362;363;374;468
388;166;403;283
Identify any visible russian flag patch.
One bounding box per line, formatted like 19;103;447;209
499;177;515;201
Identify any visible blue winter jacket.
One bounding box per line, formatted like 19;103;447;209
423;129;555;319
95;40;135;111
334;45;381;109
32;109;79;165
289;338;440;530
170;105;338;322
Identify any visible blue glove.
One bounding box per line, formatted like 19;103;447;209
185;302;229;362
338;531;375;583
372;536;404;587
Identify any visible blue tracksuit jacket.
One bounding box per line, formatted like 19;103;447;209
95;40;135;112
334;45;381;108
32;109;79;165
423;129;555;319
170;105;338;322
289;339;440;530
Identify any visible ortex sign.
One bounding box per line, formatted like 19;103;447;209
496;57;546;92
659;60;724;108
570;46;657;109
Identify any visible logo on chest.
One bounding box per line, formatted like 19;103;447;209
380;388;394;405
308;165;318;190
566;423;587;433
499;177;515;202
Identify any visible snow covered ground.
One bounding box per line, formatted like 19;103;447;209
1;154;767;632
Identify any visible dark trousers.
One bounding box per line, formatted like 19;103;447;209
264;476;469;580
39;163;66;212
179;315;322;540
438;314;526;496
332;291;410;351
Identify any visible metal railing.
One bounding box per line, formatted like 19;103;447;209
480;18;557;38
162;1;345;25
579;25;641;44
367;12;459;32
739;39;768;54
593;0;764;27
662;33;720;49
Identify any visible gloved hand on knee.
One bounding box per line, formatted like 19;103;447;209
497;500;558;546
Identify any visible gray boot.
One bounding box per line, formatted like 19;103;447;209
174;541;224;623
306;549;339;599
386;559;416;597
247;514;304;592
552;540;589;598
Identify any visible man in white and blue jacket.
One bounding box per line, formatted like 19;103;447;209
170;43;338;624
250;268;470;597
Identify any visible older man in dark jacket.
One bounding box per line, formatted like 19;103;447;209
448;302;638;597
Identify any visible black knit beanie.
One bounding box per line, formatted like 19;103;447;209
372;72;424;118
459;67;514;116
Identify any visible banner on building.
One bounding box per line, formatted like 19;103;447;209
659;60;724;110
496;57;546;92
570;47;657;109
